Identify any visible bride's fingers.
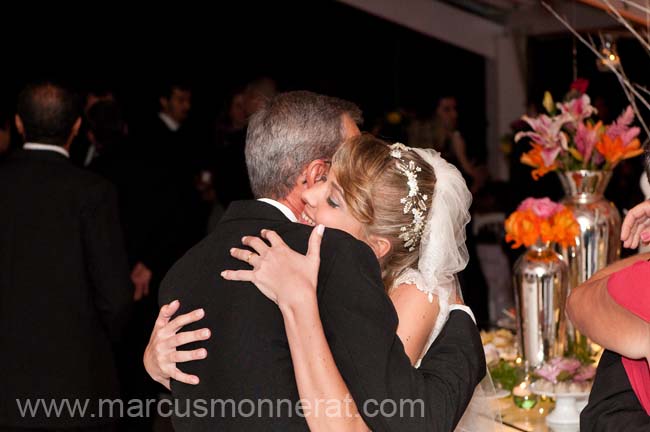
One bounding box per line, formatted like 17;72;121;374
154;300;180;329
307;225;324;261
221;269;255;282
260;229;286;248
168;308;205;334
169;329;211;350
241;236;269;255
170;348;208;363
230;248;260;267
170;367;200;385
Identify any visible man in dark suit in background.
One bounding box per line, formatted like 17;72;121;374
131;81;207;299
0;82;132;431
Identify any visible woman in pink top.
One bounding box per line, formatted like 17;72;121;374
568;199;650;431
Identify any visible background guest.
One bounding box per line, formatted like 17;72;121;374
0;82;132;431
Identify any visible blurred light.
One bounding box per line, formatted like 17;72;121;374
597;35;620;72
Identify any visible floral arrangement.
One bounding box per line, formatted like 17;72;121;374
482;329;521;391
482;328;518;365
515;80;643;180
504;197;580;249
533;357;596;394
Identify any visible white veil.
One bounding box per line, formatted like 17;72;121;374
394;147;471;347
393;147;501;431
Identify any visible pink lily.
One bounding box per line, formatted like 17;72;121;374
574;121;602;164
515;113;572;151
557;94;597;126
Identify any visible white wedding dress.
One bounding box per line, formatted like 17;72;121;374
390;146;500;431
392;270;500;432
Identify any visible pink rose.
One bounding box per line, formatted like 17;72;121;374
552;357;582;374
535;362;562;383
574;365;596;382
517;197;564;219
535;357;583;383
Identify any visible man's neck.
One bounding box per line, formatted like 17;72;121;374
277;195;303;220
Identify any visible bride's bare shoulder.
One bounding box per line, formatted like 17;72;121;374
390;282;439;305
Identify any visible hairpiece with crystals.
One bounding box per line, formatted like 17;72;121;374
389;143;429;251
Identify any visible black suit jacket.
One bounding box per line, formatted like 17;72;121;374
581;350;650;431
0;149;132;428
160;200;486;431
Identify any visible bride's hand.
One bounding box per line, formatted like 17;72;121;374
221;225;324;308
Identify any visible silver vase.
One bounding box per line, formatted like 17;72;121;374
513;242;569;369
556;170;621;354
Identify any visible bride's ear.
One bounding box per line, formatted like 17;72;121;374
302;159;330;188
368;235;392;259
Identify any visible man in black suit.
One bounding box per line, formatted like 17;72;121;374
131;81;206;299
150;91;485;431
0;82;132;431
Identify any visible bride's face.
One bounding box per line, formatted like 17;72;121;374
299;169;366;241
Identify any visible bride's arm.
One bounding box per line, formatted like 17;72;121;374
389;283;440;365
280;292;370;432
222;227;369;432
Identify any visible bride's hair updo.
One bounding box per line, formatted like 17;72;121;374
332;134;436;289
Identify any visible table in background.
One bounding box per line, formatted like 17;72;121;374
491;395;582;432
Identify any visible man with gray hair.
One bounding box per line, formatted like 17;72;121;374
152;91;484;431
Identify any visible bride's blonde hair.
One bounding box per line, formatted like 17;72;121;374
332;134;436;289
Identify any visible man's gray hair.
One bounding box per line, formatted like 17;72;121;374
245;91;362;199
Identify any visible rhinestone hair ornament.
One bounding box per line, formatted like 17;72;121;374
389;143;430;251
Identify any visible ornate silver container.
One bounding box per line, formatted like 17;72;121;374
556;170;621;353
513;242;569;368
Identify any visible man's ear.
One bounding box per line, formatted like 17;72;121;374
368;235;392;259
303;159;330;188
160;97;169;112
64;117;82;151
71;117;82;138
15;115;25;138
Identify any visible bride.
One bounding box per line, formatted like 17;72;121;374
146;134;496;431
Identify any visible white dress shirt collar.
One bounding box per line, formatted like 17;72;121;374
258;198;298;222
23;142;69;158
159;112;180;132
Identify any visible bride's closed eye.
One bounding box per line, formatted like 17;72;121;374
327;181;346;210
326;196;340;209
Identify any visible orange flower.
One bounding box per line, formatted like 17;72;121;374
595;135;644;166
520;143;559;180
505;209;541;248
551;208;581;248
505;203;580;249
540;219;554;243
